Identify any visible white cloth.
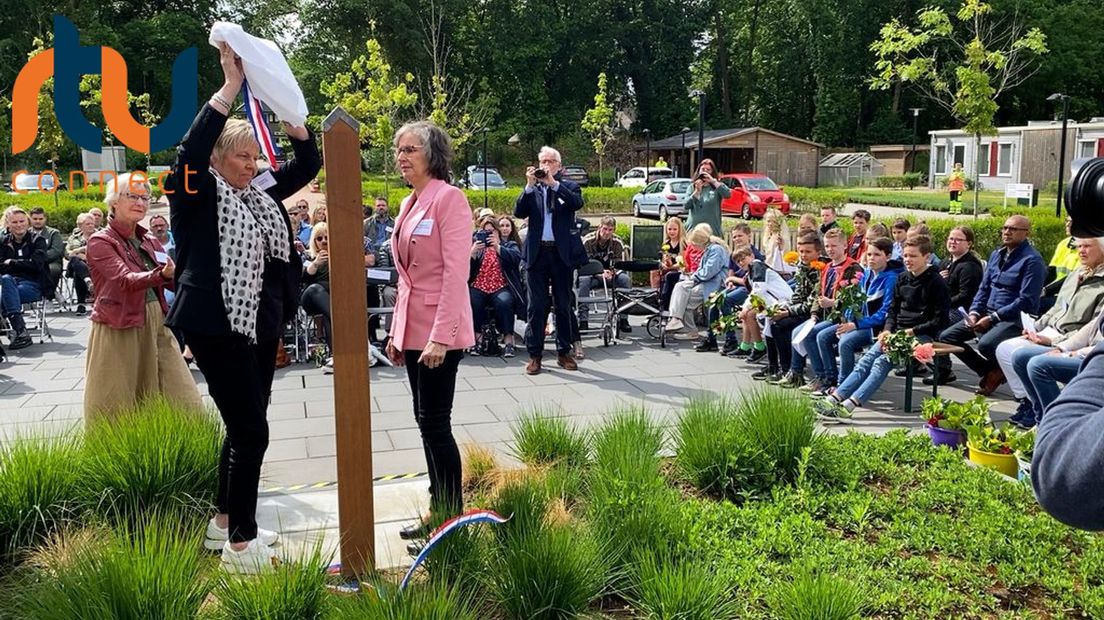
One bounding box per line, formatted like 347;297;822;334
669;279;704;330
752;269;794;307
209;23;308;126
791;317;817;357
995;337;1031;399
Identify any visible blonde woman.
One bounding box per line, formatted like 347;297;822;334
310;203;327;225
301;222;333;354
762;208;792;275
656;217;686;309
666;224;728;344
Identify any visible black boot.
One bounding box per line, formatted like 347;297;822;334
7;315;31;350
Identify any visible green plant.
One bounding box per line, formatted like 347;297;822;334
921;395;990;432
330;582;481;620
1015;428;1035;459
590;406;664;474
488;472;551;543
0;434;82;561
770;570;867;620
79;397;222;523
734;389;821;485
487;522;608;620
965;424;1026;455
209;542;331;620
673;396;777;500
460;444;499;492
510;410;588;469
630;550;738;619
11;510;210;619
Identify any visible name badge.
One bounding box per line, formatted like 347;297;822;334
251;170;277;191
385;226;394;233
154;251;169;265
412;219;434;236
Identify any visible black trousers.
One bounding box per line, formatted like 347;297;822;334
935;318;1022;377
766;315;805;373
366;284;382;342
659;270;681;310
524;245;575;358
67;256;91;304
301;283;332;349
186;331;278;543
404;349;463;514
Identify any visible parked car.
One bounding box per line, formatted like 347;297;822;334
614;166;673;188
718;173;791;219
465;167;507;190
631;178;692;220
5;173;65;194
560;164;589;187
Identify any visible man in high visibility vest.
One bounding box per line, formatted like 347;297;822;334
947;162;966;215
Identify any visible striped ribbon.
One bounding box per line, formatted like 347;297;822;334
398;509;510;592
241;80;282;170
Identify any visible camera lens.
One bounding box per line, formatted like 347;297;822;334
534;169;547;179
1068;157;1104;237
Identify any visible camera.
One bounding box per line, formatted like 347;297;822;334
475;230;491;246
1068;157;1104;237
696;172;708;181
534;169;548;179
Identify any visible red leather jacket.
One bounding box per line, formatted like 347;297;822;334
87;219;173;329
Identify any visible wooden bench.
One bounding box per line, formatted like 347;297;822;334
903;342;965;413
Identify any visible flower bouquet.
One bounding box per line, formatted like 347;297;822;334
748;293;781;319
827;273;866;323
883;332;935;367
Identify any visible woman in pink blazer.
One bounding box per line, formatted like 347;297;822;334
385;120;475;541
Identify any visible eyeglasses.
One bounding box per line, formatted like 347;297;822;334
1001;226;1028;232
947;237;968;243
123;192;150;203
395;145;422;157
317;236;328;241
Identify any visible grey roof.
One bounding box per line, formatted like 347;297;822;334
819;152;879;167
647;127;824;150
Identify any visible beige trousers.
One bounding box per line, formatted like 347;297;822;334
84;301;203;423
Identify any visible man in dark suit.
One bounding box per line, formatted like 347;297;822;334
514;146;586;375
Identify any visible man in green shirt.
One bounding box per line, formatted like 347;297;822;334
684;158;730;236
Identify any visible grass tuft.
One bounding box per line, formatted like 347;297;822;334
770;569;867;620
331;582;482;620
461;444;499;492
630;550;739;619
209;541;332;620
510;409;588;469
0;433;83;561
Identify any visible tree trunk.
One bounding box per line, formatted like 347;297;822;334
745;0;763;122
973;133;981;219
715;11;731;123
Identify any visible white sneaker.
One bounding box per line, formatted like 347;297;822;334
220;538;279;574
666;317;685;332
204;518;280;551
322;358;334;374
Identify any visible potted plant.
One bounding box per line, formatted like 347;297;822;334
920;395;989;449
965;424;1024;478
1015;429;1035;482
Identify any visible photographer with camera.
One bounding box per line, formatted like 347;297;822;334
468;214;524;358
514;146;586;375
1033;157;1104;530
684;159;730;237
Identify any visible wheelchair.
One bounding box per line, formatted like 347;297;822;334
611;259;669;347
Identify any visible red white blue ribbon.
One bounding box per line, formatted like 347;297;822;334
241;80;282;170
398;509;510;592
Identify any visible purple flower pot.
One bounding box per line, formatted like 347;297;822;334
926;423;966;449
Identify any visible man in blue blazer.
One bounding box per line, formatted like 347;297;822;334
514;146;586;375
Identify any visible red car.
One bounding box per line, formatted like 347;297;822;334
719;173;791;219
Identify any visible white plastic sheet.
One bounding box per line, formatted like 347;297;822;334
209;22;308;126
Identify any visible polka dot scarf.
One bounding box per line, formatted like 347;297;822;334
211;169;290;342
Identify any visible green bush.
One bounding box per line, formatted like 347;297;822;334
510;410;588;469
10;510;210;620
489;473;551;543
630;550;739;620
209;543;331;620
673;396;776;500
735;390;821;485
589;406;664;474
0;434;83;561
487;522;608;620
79;397;222;523
875;173;924;189
331;582;481;620
769;570;867;620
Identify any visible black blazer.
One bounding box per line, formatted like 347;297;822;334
513;177;587;268
164;104;321;340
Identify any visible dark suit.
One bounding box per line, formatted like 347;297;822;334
514;177;585;358
163;103;321;544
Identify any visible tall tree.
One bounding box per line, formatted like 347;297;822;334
581;73;616;186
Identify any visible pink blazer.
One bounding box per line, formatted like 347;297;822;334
389;178;476;352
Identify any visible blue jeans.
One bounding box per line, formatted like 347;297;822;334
835;328;873;384
795;320;836;376
722;286;749;343
835;342;895;404
810;326;875;384
0;275;41;317
470;287;515;336
1009;343;1053;401
1025;354;1082;418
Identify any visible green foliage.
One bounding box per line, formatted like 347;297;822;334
331;582;481;620
630;550;738;620
510;410;589;469
209;544;331;620
487;522;608;620
580;73;615;186
920;395;990;431
79;397;222;524
736;390;822;485
769;570;867;620
590;406;665;471
0;434;82;561
875;173;924;189
965;423;1030;455
10;510;210;620
489;473;552;543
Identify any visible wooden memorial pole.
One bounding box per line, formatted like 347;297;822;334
321;108;375;577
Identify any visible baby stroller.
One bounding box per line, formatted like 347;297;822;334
610;259;670;347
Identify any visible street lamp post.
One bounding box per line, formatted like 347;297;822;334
690;90;705;168
643;129;651;182
478;127;490;212
909;108;923;175
1048;93;1071;217
680;126;690;176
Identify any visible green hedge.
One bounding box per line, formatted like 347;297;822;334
875;173;924;189
3;192;106;233
357;181;639;216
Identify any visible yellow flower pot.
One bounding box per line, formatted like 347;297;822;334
967;443;1018;478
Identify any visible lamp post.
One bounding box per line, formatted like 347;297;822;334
476;127;491;211
909;108;923;175
643;128;651;182
680;126;690;176
690;90;705;168
1048;93;1071;217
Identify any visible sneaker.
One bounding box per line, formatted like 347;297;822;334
771;372;803;388
8;330;31;351
752;368;780;381
205;518;280;551
721;341;742;356
745;348;767;364
814;398;854;421
665;317;685;332
800;378;822;392
503;343;516;358
75;304;86;316
1009;398;1034;425
468;346;481;357
220;538;279;574
617;317;632;333
810;383;835;397
923;372;957;386
694;339;718;352
322;358;334;374
1012;415;1037;430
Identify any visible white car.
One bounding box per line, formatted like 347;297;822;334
631;178;692;220
614;166;674;188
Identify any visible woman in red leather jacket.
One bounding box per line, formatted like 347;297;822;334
84;173;202;422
